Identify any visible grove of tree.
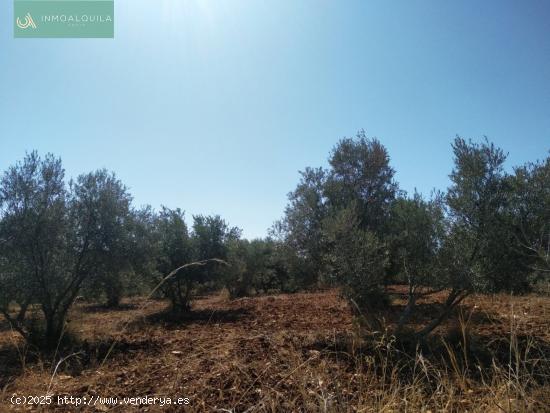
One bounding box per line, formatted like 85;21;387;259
0;133;548;347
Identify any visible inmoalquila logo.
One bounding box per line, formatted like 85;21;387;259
14;0;114;38
16;12;37;29
41;13;112;24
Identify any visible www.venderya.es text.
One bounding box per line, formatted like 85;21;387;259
10;394;190;407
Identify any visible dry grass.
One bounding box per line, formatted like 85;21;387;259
1;290;549;412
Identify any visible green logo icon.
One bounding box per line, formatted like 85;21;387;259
16;12;37;29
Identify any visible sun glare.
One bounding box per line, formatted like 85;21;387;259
160;0;227;30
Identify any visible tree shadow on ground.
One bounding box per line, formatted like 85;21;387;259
0;318;13;333
81;303;139;313
142;307;252;329
0;346;29;388
387;301;501;326
0;335;163;388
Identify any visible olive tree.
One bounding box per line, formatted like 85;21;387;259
323;205;388;329
325;130;398;235
0;153;133;345
509;157;550;275
153;207;194;312
226;238;283;298
412;137;509;337
77;170;134;307
274;167;328;287
152;212;237;313
388;193;445;334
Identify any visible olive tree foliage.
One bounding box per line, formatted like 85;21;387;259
275;167;328;287
325;130;398;235
225;238;249;298
445;138;509;288
225;238;288;298
323;205;388;329
152;207;194;312
322;192;445;334
0;152;67;340
388;138;548;337
0;153;132;345
77;170;134;307
192;215;241;264
508;156;550;277
277;132;546;338
388;193;446;334
321;133;398;305
340;136;515;337
276;131;398;290
389;194;445;286
151;211;238;312
409;138;510;337
191;214;240;292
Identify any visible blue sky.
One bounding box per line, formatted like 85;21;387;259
1;0;549;238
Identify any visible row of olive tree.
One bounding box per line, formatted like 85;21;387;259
0;152;241;346
224;237;305;298
275;131;549;337
1;138;547;345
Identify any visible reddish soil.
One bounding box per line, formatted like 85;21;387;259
1;290;549;412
